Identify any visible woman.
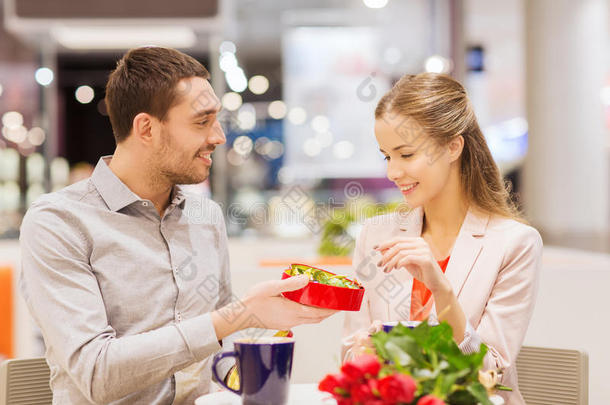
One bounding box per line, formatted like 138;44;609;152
342;73;543;405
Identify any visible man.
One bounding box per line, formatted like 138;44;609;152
19;47;336;404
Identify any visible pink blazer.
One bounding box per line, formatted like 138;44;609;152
342;206;543;405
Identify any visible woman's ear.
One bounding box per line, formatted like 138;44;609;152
448;135;464;163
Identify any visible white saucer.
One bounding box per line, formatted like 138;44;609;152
195;383;336;405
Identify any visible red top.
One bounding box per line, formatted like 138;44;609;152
410;256;450;321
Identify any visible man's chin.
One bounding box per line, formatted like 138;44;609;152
169;170;209;186
186;172;209;185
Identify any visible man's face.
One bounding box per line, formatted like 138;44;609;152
151;77;226;185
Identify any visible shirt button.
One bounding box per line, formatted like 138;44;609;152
176;312;183;322
142;202;149;207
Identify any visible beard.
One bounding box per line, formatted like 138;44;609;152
151;129;210;186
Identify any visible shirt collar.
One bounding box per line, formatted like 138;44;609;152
170;184;187;208
90;155;187;212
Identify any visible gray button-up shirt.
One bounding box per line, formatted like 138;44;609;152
19;156;235;404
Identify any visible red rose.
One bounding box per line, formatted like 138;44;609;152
351;382;375;403
378;374;417;404
341;354;382;381
417;394;445;405
367;378;380;397
336;399;353;405
318;373;351;397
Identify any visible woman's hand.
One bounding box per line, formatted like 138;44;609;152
349;320;383;359
374;237;450;294
374;237;467;342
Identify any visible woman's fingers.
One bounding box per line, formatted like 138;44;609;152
382;251;405;273
368;319;383;334
377;242;419;267
395;255;427;276
374;236;424;252
381;248;427;271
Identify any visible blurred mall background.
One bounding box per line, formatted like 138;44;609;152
0;0;609;402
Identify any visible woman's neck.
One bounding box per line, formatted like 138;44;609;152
422;170;469;238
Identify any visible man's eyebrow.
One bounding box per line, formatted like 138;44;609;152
379;144;413;153
191;105;222;118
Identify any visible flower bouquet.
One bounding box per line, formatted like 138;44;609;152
319;321;509;405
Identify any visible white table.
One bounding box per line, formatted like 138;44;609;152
195;383;337;405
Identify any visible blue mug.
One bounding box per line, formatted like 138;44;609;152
382;320;422;333
212;337;295;405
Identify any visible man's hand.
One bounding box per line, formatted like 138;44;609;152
211;276;338;340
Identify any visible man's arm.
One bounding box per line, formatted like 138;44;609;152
211;209;237;382
19;202;223;404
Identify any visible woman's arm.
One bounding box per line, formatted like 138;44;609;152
468;228;543;374
376;226;543;372
432;284;467;343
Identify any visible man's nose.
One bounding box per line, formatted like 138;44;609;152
209;121;226;145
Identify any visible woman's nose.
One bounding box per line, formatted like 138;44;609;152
387;161;402;182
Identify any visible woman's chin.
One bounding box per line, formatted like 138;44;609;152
400;197;421;209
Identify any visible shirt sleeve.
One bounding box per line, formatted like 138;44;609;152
19;201;223;404
468;227;543;382
210;205;237;381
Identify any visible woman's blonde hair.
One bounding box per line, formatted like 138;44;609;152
375;72;525;223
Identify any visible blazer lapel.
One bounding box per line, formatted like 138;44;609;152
443;208;490;297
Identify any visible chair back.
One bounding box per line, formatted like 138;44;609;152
0;358;52;405
517;346;588;405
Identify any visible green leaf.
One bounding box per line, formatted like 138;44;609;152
371;332;390;360
385;341;412;367
429;322;453;343
447;389;477;405
466;383;493;405
413;368;437;379
436;369;471;396
387;335;427;366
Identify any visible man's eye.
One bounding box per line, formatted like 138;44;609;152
198;120;208;126
383;156;390;161
401;154;413;159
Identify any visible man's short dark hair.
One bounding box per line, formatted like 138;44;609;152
105;47;210;143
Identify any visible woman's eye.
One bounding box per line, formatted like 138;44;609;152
383;156;390;161
198;120;208;126
401;154;413;159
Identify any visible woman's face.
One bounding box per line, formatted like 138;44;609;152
374;114;463;208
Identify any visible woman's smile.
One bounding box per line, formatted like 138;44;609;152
399;182;419;195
